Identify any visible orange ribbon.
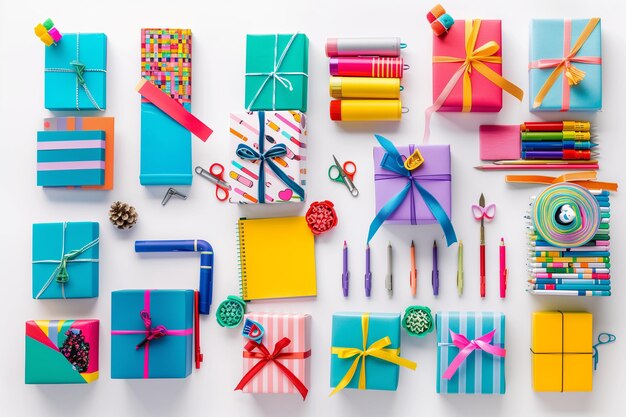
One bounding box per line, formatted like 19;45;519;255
505;171;618;192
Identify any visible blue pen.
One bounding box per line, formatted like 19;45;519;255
432;240;439;296
521;141;596;151
532;284;611;291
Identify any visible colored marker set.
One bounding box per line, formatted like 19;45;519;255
326;37;406;121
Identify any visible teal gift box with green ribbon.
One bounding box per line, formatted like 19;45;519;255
44;33;107;111
32;222;99;299
245;33;309;112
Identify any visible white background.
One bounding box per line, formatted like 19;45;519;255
0;0;624;415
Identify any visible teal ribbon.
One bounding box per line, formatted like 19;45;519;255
367;134;457;246
235;111;304;203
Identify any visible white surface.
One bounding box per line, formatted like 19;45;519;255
0;0;624;415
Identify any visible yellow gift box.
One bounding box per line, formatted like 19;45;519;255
531;311;593;392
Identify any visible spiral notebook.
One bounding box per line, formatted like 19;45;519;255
237;216;316;301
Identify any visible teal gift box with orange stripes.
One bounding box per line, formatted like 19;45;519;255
37;130;106;187
436;312;506;394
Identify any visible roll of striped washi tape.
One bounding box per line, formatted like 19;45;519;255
531;183;600;248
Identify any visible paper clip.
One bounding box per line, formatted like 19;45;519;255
592;333;616;370
161;187;187;206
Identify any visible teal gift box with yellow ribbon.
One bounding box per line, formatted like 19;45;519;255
330;312;417;394
44;33;107;111
32;222;99;299
245;33;309;112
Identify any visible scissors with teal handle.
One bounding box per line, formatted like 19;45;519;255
328;155;359;197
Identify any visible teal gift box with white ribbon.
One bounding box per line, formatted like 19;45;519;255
32;222;99;299
436;312;506;394
245;34;309;112
44;33;107;111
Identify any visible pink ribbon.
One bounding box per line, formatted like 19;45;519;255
442;329;506;380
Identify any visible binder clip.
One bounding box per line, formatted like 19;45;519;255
242;318;265;343
34;18;62;46
426;5;454;37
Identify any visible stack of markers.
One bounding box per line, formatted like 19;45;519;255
326;37;405;121
521;121;598;163
527;184;611;297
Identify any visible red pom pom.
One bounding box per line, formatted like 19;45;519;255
305;201;338;235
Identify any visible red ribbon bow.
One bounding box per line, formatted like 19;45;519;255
442;329;506;379
234;337;311;400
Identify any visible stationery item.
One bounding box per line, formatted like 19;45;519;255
235;313;311;399
330;312;417;394
457;241;464;296
326;37;404;57
521;121;591;132
44;33;107;110
530;19;602;111
522;150;593;160
365;244;372;297
134;240;214;314
305;200;338;235
245;33;309;111
531;284;610;291
37;130;106;187
108;201;138;230
25;319;99;384
432;241;439;296
402;306;434;337
436;312;506;394
530;279;609;284
506;172;618;192
216;296;246;328
528;289;610;296
386;242;393;296
410;241;417;297
237;217;316;301
476;163;599;171
329;56;406;78
111;290;193;379
330;99;403;121
161;187;187;205
241;318;264;343
330;76;401;99
592;333;616;370
370;135;456;246
431;14;455;37
522;141;596;151
342;241;349;297
500;238;507;298
474;194;493;298
426;4;446;23
521;131;593;141
229;111;306;204
32;222;99;299
140;28;193;186
479;125;520;161
35;18;62;46
328;155;359;197
194;291;203;369
195;165;231;201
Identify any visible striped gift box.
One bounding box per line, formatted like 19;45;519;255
37;130;106;187
240;313;311;395
436;312;506;394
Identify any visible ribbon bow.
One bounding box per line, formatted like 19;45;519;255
235;112;304;203
505;171;618;192
424;19;524;142
135;310;168;349
530;18;601;110
441;329;506;379
235;337;311;400
330;313;417;396
471;203;496;220
245;33;309;111
367;135;457;246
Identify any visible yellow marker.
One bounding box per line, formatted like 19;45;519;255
266;120;280;132
329;77;401;99
330;99;403;121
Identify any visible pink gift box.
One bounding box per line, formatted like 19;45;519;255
432;19;503;112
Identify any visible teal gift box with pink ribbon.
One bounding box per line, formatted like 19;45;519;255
436;312;506;394
111;290;193;379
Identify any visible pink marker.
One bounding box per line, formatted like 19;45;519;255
229;171;253;188
274;113;302;134
231;160;259;180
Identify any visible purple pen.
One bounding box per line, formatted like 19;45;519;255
342;241;349;297
432;240;439;296
365;244;372;297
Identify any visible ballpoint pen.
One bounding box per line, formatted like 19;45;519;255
410;241;417;297
365;244;372;297
386;242;393;296
479;194;486;298
432;240;439;296
457;240;463;296
500;238;507;298
342;240;349;297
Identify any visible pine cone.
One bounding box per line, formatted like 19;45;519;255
109;201;138;229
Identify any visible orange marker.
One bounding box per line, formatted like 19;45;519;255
234;188;258;203
266;120;280;132
273;157;288;168
230;127;248;142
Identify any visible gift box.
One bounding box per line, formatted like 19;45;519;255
529;19;602;111
531;311;593;392
25;319;99;384
235;313;311;399
432;19;522;112
330;312;416;393
32;222;99;299
245;34;309;112
44;117;115;190
229;111;306;204
37;130;106;187
111;289;193;379
140;28;193;186
44;33;107;111
436;312;506;394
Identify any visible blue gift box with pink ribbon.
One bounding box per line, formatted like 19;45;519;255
111;290;193;379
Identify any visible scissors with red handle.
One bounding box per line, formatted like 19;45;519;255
195;164;232;202
328;155;359;197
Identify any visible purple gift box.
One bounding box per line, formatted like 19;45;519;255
373;144;451;224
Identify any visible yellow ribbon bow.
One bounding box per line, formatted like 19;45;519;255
330;313;417;396
433;19;524;112
505;171;618;192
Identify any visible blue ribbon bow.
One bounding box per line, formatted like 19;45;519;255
367;134;457;246
235;112;304;203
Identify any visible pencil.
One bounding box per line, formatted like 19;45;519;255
527;289;610;296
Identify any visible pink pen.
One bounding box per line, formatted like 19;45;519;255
274;113;302;134
500;238;507;298
329;56;405;78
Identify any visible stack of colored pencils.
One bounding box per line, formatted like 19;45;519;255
521;121;597;163
527;189;611;297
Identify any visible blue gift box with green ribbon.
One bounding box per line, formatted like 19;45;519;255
44;33;107;111
32;222;99;299
245;33;309;112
